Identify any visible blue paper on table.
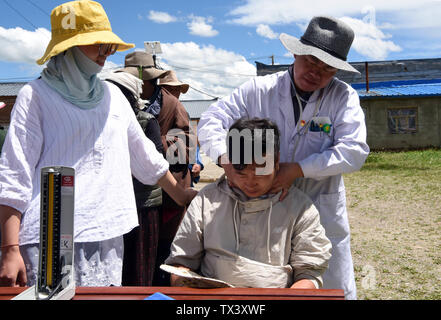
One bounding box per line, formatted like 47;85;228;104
144;292;175;300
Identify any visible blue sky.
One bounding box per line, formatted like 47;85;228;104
1;0;441;99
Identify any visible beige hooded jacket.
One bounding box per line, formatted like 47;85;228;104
166;175;332;288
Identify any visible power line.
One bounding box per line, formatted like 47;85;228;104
168;55;271;69
103;61;257;78
156;55;266;75
165;63;256;77
24;0;50;17
188;86;219;99
2;0;39;30
0;66;256;82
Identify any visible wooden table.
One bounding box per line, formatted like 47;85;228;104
0;286;344;300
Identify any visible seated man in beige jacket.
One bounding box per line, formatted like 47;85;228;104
165;118;332;289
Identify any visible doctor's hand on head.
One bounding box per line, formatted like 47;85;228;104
269;162;304;201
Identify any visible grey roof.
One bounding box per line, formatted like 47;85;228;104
256;58;441;84
0;82;26;96
338;58;441;84
181;99;218;119
255;62;289;76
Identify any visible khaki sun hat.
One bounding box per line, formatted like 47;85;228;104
118;51;169;81
37;0;134;65
159;70;189;94
280;16;359;74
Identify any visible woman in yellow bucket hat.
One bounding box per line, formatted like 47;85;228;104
0;0;197;289
37;0;134;65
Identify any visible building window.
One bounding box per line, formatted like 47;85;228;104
387;107;417;134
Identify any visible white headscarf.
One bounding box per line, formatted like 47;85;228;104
105;71;147;109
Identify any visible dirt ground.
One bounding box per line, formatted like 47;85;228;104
344;170;441;300
196;153;441;300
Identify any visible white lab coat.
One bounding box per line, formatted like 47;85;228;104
197;70;370;299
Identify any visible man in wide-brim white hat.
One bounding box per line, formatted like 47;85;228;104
197;16;370;299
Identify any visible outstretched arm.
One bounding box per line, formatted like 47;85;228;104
157;171;198;207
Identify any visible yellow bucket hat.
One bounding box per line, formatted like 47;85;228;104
37;0;134;65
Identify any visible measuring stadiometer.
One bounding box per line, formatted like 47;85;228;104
13;166;75;300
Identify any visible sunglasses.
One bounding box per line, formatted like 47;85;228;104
97;44;119;56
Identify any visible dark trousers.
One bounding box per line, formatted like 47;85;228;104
152;206;186;286
122;206;160;286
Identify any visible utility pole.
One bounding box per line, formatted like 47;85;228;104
271;55;274;65
365;61;369;92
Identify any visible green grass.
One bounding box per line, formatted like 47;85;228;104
362;149;441;171
344;148;441;300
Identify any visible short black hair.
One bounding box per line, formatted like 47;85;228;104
227;117;280;171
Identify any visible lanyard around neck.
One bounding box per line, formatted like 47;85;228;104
289;70;325;162
288;68;324;135
291;93;322;163
294;89;323;133
288;65;322;129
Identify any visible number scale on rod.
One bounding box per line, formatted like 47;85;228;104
13;166;76;300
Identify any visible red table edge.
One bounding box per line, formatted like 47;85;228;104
0;286;345;300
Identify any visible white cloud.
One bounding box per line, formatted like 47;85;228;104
228;0;441;26
353;36;402;60
0;27;50;64
228;0;335;25
187;15;219;37
256;24;278;39
375;3;441;36
158;42;256;99
227;0;441;60
148;10;177;24
340;17;402;60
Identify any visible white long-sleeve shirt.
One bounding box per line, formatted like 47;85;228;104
0;79;169;245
